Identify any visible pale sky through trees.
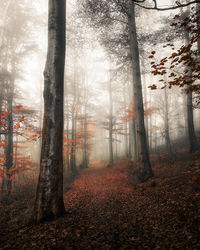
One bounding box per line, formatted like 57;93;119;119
15;0;188;113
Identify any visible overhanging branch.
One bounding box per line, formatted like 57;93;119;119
134;0;200;11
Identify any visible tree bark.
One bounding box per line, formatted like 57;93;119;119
70;104;77;174
70;55;78;175
32;0;66;223
187;91;198;152
108;65;113;167
82;108;88;168
164;87;172;155
183;6;198;152
141;64;149;151
4;76;14;195
128;1;153;181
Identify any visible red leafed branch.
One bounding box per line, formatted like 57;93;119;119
148;9;200;104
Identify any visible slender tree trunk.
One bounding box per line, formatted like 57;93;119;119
196;3;200;131
141;63;149;151
39;74;43;149
132;119;138;161
65;80;70;170
66;100;70;170
128;118;132;158
108;67;113;167
164;87;172;154
0;90;3;141
128;1;153;181
123;83;129;157
70;99;77;175
82;70;88;169
127;79;133;159
5;77;13;195
187;91;198;152
70;54;78;175
149;92;153;152
32;0;66;223
81;105;88;169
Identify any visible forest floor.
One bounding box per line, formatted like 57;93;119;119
0;149;200;249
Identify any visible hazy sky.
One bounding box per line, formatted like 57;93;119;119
18;0;188;109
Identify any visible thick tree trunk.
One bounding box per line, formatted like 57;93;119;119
128;2;153;181
32;0;66;223
183;7;198;152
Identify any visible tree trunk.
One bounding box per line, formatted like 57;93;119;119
164;87;172;155
65;90;70;170
4;77;14;195
70;99;77;175
108;67;113;167
149;92;153;152
141;63;149;151
128;1;153;181
183;7;198;152
132;118;138;161
70;54;78;175
196;3;200;132
128;118;132;158
32;0;66;224
187;91;198;152
82;70;88;169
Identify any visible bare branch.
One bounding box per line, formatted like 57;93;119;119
135;0;200;11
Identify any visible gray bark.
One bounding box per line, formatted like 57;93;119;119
128;1;153;181
82;109;88;168
183;6;198;152
123;84;129;157
4;76;14;195
187;91;198;152
108;66;113;167
32;0;66;223
164;87;172;154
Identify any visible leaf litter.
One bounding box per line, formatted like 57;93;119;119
0;150;200;249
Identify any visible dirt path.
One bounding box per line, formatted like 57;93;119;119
1;160;200;249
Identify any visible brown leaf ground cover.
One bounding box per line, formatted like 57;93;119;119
0;150;200;249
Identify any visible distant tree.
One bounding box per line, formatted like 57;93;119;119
81;0;153;181
0;0;37;195
148;5;199;152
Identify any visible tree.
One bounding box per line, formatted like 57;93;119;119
148;5;199;152
81;0;153;181
32;0;66;223
127;1;153;180
0;0;36;195
108;59;114;167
